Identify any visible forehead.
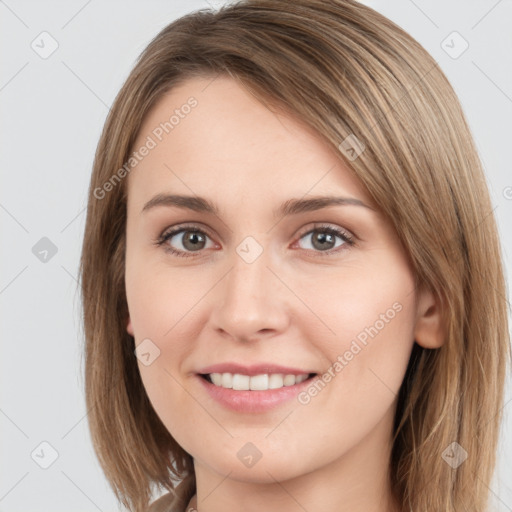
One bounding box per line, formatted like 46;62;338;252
126;75;371;212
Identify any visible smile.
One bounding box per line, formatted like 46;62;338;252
201;372;313;390
196;364;318;413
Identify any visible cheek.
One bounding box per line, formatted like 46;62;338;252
126;264;214;438
298;257;417;400
125;261;205;343
277;265;417;475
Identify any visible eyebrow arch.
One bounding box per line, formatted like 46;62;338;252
141;193;374;217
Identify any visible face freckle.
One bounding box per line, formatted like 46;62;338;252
123;74;431;491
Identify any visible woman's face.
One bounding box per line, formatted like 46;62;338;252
124;75;440;486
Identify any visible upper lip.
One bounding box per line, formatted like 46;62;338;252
197;363;316;376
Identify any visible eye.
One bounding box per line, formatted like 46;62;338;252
154;225;216;258
294;224;354;256
154;222;355;258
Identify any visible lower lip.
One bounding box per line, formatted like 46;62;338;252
197;375;317;413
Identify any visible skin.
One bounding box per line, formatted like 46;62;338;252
125;75;444;512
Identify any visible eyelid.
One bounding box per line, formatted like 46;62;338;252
294;222;354;243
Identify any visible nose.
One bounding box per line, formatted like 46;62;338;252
209;243;290;343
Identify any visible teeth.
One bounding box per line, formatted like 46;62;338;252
221;373;232;388
269;373;284;389
207;372;310;390
210;373;223;386
283;374;296;386
232;374;250;390
249;374;268;390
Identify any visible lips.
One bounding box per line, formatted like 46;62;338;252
195;362;318;412
197;362;316;376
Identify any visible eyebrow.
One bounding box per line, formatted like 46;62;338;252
141;193;374;218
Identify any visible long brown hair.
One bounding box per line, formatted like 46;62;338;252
79;1;511;510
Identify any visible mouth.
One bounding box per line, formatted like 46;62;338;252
198;372;317;390
196;370;319;413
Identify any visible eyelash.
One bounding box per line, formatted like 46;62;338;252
153;223;355;259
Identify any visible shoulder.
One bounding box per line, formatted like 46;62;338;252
147;491;177;512
147;475;196;512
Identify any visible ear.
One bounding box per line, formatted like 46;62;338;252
414;287;445;349
126;315;134;337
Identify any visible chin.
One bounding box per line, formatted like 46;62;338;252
196;446;319;484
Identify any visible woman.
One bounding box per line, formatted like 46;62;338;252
79;1;510;511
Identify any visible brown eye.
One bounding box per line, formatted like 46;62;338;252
295;225;354;255
178;231;207;251
157;226;215;257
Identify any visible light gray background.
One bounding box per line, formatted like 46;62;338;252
1;1;511;510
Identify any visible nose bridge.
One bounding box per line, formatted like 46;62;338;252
210;235;288;340
232;238;269;296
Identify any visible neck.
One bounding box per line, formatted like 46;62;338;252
190;409;400;512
